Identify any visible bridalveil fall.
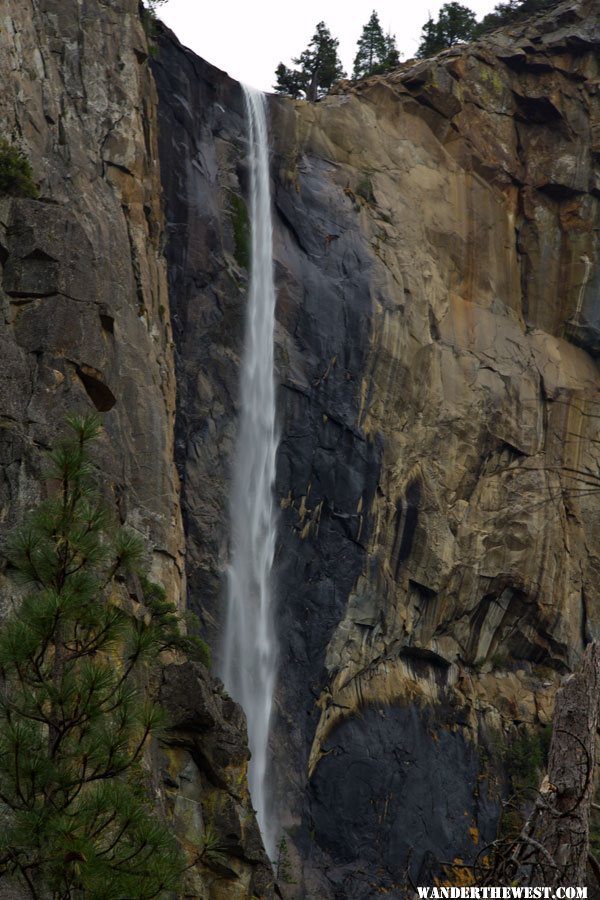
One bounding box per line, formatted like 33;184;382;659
220;86;278;859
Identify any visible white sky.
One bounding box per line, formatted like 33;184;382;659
157;0;499;93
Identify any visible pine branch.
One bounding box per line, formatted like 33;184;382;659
0;414;184;897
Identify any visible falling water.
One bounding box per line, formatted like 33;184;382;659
220;86;278;859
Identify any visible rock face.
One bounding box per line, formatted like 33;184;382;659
0;2;272;897
0;0;182;601
158;663;274;898
153;0;599;895
2;0;599;895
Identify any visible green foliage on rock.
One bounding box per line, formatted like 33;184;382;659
139;576;212;669
474;0;560;35
506;725;552;791
417;2;477;57
273;63;305;101
0;138;38;199
489;723;552;794
275;835;296;885
356;175;375;204
197;823;228;866
0;413;185;898
482;723;553;849
182;610;212;669
140;0;168;52
230;192;250;270
142;0;167;17
416;0;561;58
353;11;400;80
274;22;346;102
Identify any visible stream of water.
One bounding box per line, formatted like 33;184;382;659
220;85;278;860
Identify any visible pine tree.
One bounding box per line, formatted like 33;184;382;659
0;413;186;899
416;2;477;57
416;17;439;59
0;139;38;199
275;835;296;885
274;21;346;102
384;32;401;70
353;11;399;80
474;0;559;36
273;62;305;100
143;0;167;14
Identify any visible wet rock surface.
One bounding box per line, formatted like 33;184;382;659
154;0;599;894
150;39;247;641
308;704;498;898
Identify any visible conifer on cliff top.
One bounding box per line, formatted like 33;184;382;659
274;21;346;101
353;11;400;79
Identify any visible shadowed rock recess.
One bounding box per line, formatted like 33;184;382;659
0;0;599;896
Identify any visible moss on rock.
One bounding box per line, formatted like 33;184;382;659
230;192;250;269
0;138;38;198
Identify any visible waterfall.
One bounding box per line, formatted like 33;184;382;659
220;86;278;860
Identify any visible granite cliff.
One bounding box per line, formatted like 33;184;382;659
0;0;599;896
152;0;599;895
0;1;271;897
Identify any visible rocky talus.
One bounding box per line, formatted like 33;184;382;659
153;0;599;895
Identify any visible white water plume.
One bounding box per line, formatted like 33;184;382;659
220;85;278;860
